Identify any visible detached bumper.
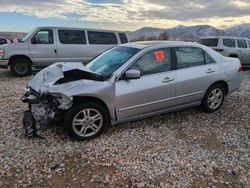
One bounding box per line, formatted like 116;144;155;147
0;60;8;68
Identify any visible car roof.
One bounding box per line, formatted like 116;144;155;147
200;36;250;40
35;26;125;33
122;41;203;49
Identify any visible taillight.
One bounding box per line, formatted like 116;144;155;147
238;63;243;72
214;48;224;52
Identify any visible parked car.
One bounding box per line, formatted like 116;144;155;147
21;41;243;140
0;37;10;45
0;27;129;76
199;36;250;67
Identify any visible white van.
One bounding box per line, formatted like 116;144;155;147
0;27;130;76
199;36;250;67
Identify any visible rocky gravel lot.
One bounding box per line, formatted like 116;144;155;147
0;69;249;188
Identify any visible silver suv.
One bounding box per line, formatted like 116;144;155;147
21;41;243;140
0;27;129;76
199;36;250;67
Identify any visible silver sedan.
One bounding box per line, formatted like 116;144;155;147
21;41;243;140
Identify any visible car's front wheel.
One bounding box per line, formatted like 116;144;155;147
64;103;109;140
202;84;225;113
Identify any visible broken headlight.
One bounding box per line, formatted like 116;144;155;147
48;93;73;110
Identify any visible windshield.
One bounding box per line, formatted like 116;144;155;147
20;28;37;42
86;46;140;77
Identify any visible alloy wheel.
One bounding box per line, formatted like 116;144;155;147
72;108;103;137
208;88;223;110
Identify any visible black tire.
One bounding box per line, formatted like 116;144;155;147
201;84;225;113
64;103;109;141
10;58;32;77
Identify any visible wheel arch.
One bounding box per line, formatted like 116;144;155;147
228;54;238;58
73;96;113;121
9;55;33;65
206;80;229;96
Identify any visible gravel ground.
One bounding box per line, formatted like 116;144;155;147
0;69;249;188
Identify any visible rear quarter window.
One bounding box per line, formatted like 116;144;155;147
88;31;118;45
204;52;216;64
200;38;219;47
223;38;236;48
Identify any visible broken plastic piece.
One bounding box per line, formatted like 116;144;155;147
23;110;44;139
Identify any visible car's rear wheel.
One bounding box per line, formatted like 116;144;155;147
64;103;109;140
202;84;225;113
10;58;32;77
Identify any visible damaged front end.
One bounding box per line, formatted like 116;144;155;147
21;88;73;137
20;62;100;138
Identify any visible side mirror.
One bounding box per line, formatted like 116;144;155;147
31;37;37;44
124;69;141;80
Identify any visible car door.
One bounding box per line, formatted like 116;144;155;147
115;48;176;120
236;39;248;65
29;29;58;66
174;47;218;106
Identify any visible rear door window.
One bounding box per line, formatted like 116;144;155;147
175;47;206;69
223;38;236;48
200;38;218;47
237;39;247;48
58;30;86;44
119;33;128;43
204;53;216;64
88;31;118;44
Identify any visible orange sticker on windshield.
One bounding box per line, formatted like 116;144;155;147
154;51;165;62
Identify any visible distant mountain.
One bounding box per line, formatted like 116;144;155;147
0;32;27;39
224;24;250;38
128;27;165;41
166;25;225;41
128;24;250;41
1;23;250;42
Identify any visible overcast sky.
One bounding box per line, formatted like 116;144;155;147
0;0;250;32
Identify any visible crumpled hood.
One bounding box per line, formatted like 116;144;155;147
28;62;99;93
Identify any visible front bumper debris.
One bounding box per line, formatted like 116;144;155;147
23;110;36;138
21;88;68;138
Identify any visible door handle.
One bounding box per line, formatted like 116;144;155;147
54;49;57;53
162;77;174;83
206;69;215;74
